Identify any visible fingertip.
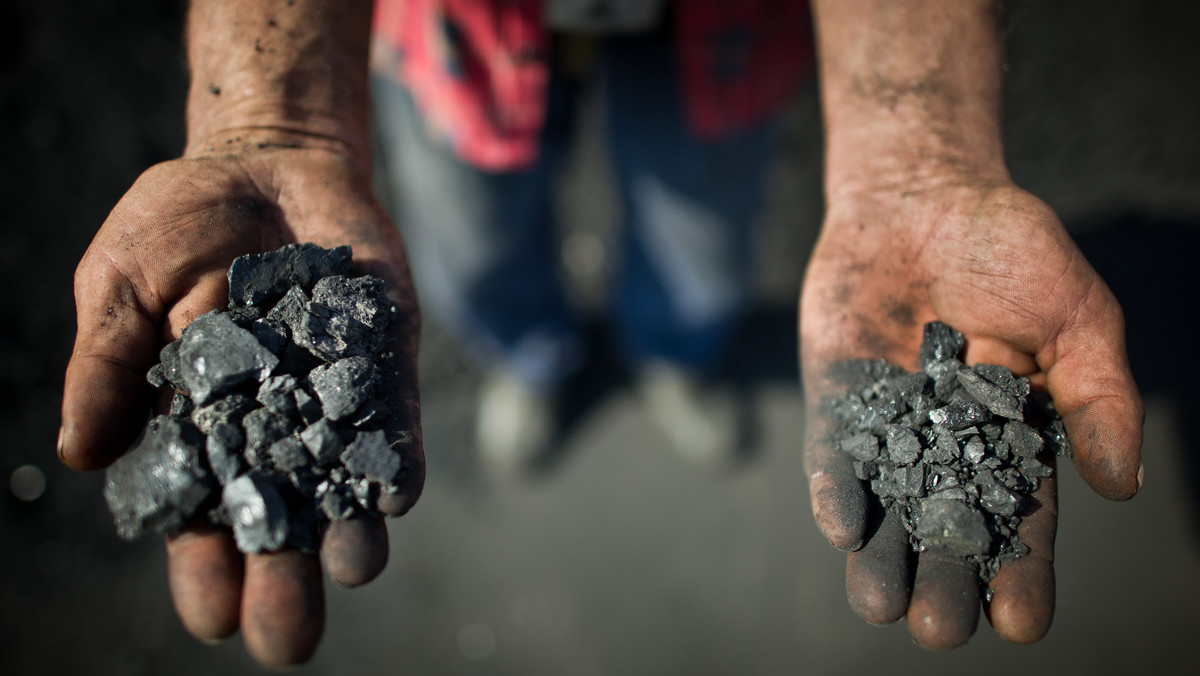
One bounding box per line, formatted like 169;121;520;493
907;555;980;651
986;558;1055;644
242;551;325;668
846;511;913;625
322;517;389;588
59;358;153;471
810;470;868;551
1065;399;1143;501
166;528;243;642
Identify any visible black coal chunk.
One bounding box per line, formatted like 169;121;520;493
957;368;1023;420
222;474;290;552
228;243;353;308
309;357;379;421
177;312;279;404
839;432;879;462
915;500;992;556
268;436;310;473
341;430;401;483
242;407;298;466
257;374;300;416
928;401;989;431
192;393;255;434
1003;420;1045;458
206;422;245;484
920;321;965;368
885;425;921;465
300;419;342;466
104;416;212;539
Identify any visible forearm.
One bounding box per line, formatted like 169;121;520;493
812;0;1009;198
184;0;374;159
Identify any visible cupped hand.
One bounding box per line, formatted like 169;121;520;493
60;140;424;667
799;179;1142;649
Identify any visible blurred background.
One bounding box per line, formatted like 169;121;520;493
3;1;1200;674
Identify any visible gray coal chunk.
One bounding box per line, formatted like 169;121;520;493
251;318;289;355
924;358;964;399
243;408;298;467
1003;420;1045;458
928;401;990;431
920;321;965;367
1020;458;1053;478
104;416;212;540
268;436;309;473
309;356;379;421
915;500;992;556
838;432;879;462
893;464;926;498
177;312;279;404
192;393;255;434
320;488;356;520
222;474;290;552
169;393;194;417
266;285;310;327
289;276;391;361
885;425;922;465
351;477;375;509
962;436;987;465
341;429;400;482
257;374;300;416
206;422;245;484
974;363;1030;399
924;425;960;464
147;363;167;388
300;419;342;466
226;305;263;328
981;482;1021;516
294;389;323;423
155;340;187;391
957;368;1023;419
853;461;876;481
227;243;353;308
887;372;933;403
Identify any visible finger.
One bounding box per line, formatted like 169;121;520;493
242;550;325;668
906;552;980;651
803;403;869;551
166;527;244;642
986;462;1057;643
846;506;913;624
1042;283;1143;500
61;256;160;470
322;517;389;588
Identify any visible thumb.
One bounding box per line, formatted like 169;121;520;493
1042;279;1143;500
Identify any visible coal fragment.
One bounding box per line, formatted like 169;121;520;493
885;425;921;465
268;436;310;473
222;474;290;553
257;374;300;416
341;429;400;483
177;312;279;404
957;368;1023;420
294;389;323;423
206;422;245;484
915;500;992;556
1003;420;1045;458
839;432;879;462
251;317;289;355
243;408;298;466
920;322;965;368
309;356;378;421
192;393;255;434
300;419;342;466
928;401;990;431
227;243;353;308
104;416;212;539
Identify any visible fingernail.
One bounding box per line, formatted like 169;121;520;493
56;426;65;461
1136;462;1145;491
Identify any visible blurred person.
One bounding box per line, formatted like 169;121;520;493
370;0;811;472
58;0;1142;666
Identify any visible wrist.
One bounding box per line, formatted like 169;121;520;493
184;103;370;163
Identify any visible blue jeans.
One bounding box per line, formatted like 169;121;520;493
373;30;775;386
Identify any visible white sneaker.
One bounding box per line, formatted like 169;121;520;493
476;370;555;477
636;362;740;469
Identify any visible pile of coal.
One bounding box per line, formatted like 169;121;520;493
104;243;410;553
825;321;1071;583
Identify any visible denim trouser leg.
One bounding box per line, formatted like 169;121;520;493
600;32;775;374
371;71;584;387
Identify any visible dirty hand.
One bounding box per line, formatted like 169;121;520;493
59;141;423;667
799;178;1142;649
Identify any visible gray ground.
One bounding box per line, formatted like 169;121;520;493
3;1;1200;674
